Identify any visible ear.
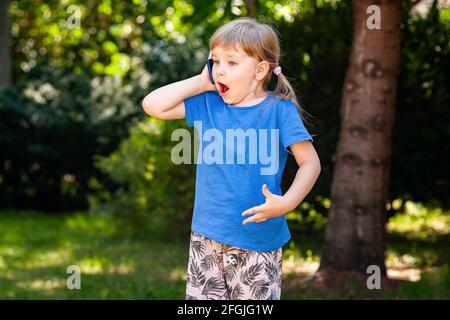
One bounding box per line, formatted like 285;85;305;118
254;60;270;81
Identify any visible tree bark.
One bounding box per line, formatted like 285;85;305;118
245;0;255;17
319;0;402;275
0;0;12;89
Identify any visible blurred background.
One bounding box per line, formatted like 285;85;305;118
0;0;448;299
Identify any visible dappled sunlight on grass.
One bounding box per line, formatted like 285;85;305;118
384;265;450;299
0;202;448;299
385;200;449;283
283;259;319;276
0;210;190;299
282;240;320;276
169;268;187;282
79;257;106;275
0;245;25;258
387;200;450;241
387;268;421;282
78;256;135;275
385;250;425;282
283;199;449;298
386;249;440;269
65;212;116;237
16;278;66;291
25;248;73;269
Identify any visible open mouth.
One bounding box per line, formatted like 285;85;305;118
217;82;230;96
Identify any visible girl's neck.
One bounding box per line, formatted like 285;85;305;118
231;87;268;107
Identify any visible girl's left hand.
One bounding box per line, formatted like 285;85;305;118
241;184;291;224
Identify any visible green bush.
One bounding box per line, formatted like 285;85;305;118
0;35;204;213
88;118;195;240
0;64;149;211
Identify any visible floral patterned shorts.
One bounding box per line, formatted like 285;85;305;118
185;230;282;300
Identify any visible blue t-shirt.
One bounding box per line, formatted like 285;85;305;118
183;90;313;252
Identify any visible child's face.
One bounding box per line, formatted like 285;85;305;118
211;45;268;105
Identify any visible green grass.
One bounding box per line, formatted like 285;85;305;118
384;265;450;299
0;210;188;299
0;200;449;299
281;199;450;299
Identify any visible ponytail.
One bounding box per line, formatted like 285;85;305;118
272;68;314;127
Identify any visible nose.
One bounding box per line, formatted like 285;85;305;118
214;63;225;77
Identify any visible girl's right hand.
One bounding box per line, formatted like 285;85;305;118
199;52;216;92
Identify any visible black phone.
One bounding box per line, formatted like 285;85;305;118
207;58;214;84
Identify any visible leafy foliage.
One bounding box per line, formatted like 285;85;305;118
1;0;449;223
88;118;196;239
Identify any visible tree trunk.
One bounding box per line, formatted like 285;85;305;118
319;0;402;275
0;0;12;89
245;0;255;17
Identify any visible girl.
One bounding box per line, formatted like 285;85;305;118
142;17;321;300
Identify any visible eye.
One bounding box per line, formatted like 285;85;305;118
213;60;219;64
228;61;237;65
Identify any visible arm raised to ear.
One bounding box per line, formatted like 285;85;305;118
142;55;216;120
142;75;201;120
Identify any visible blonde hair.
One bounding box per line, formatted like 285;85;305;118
210;17;313;124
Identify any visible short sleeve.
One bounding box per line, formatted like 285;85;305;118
279;101;313;155
183;92;208;128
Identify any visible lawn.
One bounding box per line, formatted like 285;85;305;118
0;211;187;299
0;201;448;299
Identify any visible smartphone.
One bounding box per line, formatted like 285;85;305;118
207;58;215;84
